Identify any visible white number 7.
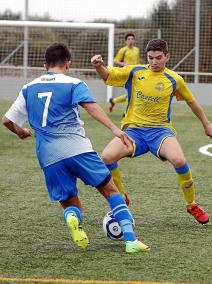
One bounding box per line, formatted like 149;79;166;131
38;92;52;127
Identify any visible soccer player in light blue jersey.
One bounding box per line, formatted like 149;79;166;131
2;43;150;253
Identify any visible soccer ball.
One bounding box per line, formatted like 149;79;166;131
103;211;123;241
102;211;135;241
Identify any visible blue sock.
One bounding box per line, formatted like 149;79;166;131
63;206;83;224
175;163;190;174
106;162;118;171
108;193;136;242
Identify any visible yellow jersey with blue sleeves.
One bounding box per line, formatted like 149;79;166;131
114;46;140;65
105;64;195;132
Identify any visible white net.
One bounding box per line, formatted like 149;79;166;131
0;0;211;101
145;0;212;83
0;24;110;79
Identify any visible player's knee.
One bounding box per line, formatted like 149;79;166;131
101;152;113;164
97;178;118;199
101;152;107;163
173;157;186;168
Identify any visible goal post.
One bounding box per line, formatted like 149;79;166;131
0;20;114;101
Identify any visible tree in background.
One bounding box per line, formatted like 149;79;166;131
0;9;21;20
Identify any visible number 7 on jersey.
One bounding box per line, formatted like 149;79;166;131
38;92;52;127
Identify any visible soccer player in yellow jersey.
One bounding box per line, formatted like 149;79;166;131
114;33;141;67
91;38;212;224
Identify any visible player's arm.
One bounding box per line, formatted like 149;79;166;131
187;100;212;138
114;59;126;67
81;102;131;146
91;55;131;88
91;55;109;80
2;91;32;139
2;117;32;139
137;48;141;64
114;61;126;67
114;48;126;67
176;75;212;138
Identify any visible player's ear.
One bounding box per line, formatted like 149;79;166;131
166;52;170;62
44;63;49;70
65;60;71;70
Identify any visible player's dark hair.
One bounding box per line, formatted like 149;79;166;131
125;33;135;40
145;39;169;54
45;43;71;67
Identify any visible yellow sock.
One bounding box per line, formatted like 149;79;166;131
111;167;126;198
176;170;196;208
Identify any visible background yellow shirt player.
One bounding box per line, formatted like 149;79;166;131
114;33;141;67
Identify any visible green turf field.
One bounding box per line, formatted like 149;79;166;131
0;100;212;284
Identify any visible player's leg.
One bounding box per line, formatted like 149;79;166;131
70;152;150;253
43;161;89;248
101;136;134;205
109;97;115;112
159;136;209;224
60;196;89;249
97;178;150;253
106;162;130;205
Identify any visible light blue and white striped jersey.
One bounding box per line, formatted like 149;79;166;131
5;72;96;168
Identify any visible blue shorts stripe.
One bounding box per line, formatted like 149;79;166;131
96;173;111;188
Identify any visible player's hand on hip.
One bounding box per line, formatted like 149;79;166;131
91;55;104;67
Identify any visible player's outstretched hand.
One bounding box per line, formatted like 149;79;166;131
112;128;134;147
91;55;104;68
205;122;212;138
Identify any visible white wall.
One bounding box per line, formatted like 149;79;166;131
0;78;211;105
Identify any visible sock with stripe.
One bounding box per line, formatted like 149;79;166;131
108;193;136;241
63;206;83;224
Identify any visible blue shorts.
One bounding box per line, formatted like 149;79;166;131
43;152;111;202
125;127;175;159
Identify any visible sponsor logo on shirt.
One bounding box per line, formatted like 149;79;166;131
41;77;56;81
137;91;161;103
137;76;145;80
155;82;165;91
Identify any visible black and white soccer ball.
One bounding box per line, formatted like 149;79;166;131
102;211;135;241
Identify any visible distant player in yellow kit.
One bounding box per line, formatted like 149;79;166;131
114;33;140;67
91;38;212;224
111;33;140;122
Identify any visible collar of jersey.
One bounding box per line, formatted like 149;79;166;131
46;71;63;75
